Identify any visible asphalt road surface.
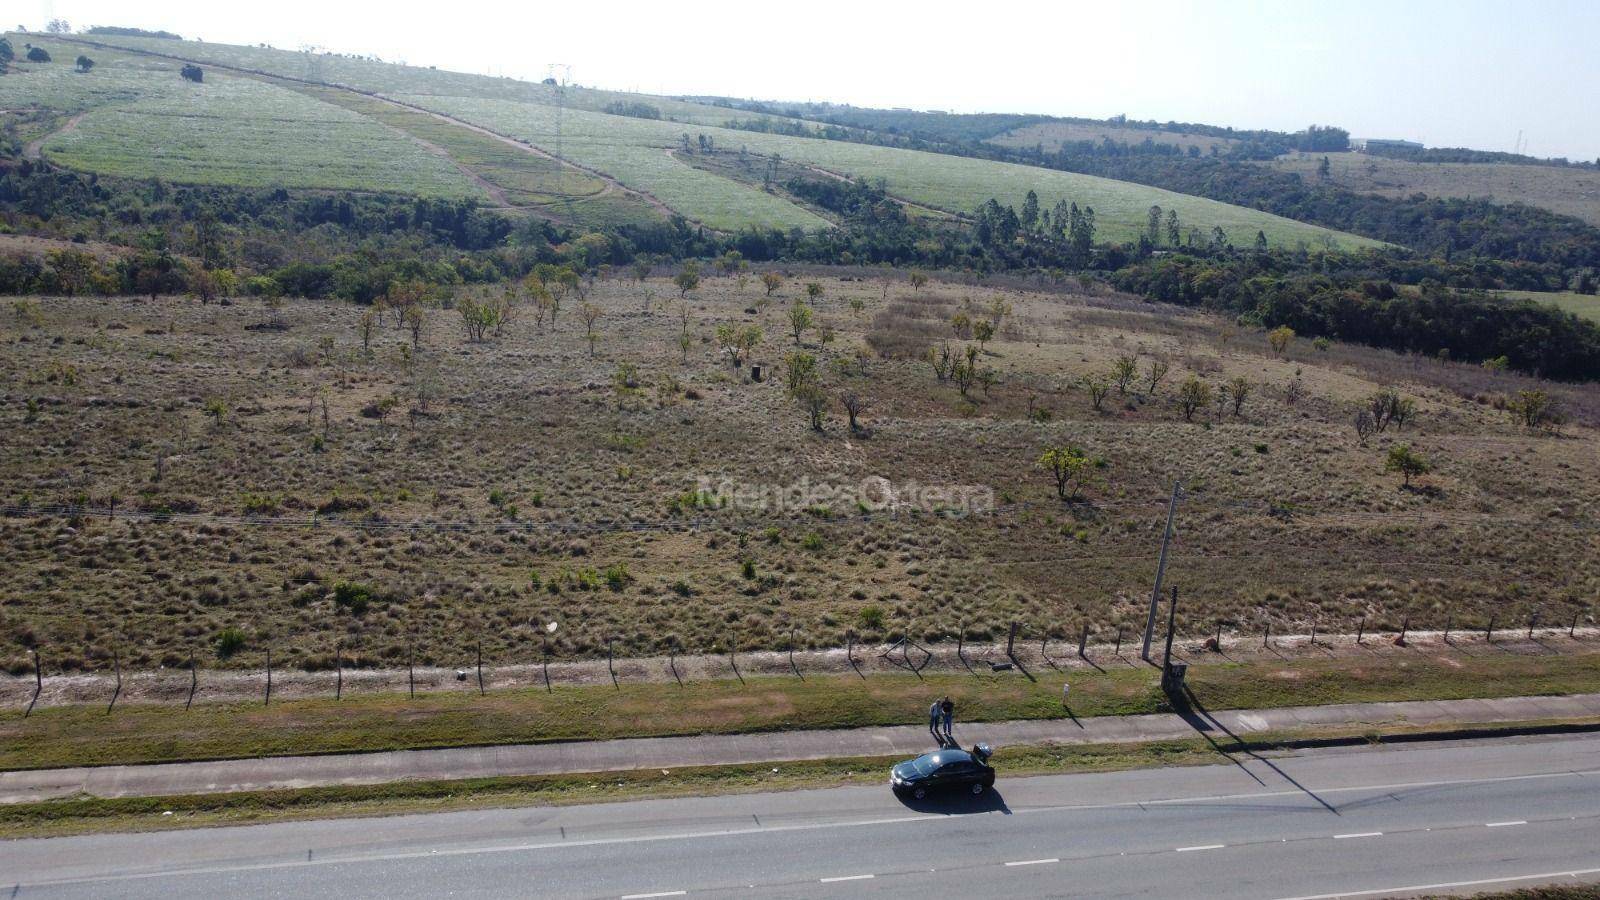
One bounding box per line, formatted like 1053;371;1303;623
6;734;1600;898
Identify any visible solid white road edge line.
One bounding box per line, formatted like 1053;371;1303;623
1271;865;1600;900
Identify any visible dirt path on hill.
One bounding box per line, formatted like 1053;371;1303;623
22;111;86;161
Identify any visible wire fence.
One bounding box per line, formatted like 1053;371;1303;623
8;595;1593;716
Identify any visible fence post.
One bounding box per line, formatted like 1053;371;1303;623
409;640;417;698
1398;616;1409;645
476;643;485;696
335;643;343;700
25;649;42;718
1078;623;1089;659
1006;621;1018;659
186;650;198;710
1574;610;1583;638
108;647;123;715
264;648;272;706
607;639;617;688
1444;614;1452;643
542;639;551;692
789;630;802;680
728;633;743;685
1262;622;1270;649
669;639;682;686
1486;615;1495;643
1527;613;1538;640
1114;626;1123;656
1356;616;1365;645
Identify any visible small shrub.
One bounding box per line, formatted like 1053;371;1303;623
604;563;631;591
332;581;377;616
858;604;885;630
214;626;246;659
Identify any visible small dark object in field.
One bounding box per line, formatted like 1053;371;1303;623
989;661;1013;672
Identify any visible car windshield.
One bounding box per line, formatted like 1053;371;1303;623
910;751;971;775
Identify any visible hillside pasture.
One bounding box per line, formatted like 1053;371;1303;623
408;94;1381;248
1266;151;1600;227
1495;289;1600;324
59;33;755;126
45;33;1381;245
0;35;488;200
988;120;1241;155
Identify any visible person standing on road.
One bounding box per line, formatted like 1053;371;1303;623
940;697;954;743
929;697;945;745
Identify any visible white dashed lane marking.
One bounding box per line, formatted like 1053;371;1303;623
819;874;875;883
1004;858;1059;867
1333;832;1384;839
1176;844;1226;852
1486;820;1528;827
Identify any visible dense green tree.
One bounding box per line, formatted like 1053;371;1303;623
1384;444;1429;487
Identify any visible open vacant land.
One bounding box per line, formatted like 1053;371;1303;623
1266;151;1600;227
2;273;1595;675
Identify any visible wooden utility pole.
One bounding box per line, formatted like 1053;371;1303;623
1141;480;1183;662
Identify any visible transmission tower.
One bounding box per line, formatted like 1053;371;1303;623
546;63;573;219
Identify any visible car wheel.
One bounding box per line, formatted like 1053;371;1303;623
912;786;927;801
970;782;985;795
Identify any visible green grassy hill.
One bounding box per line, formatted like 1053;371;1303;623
988;120;1241;156
5;31;1378;246
1495;289;1600;323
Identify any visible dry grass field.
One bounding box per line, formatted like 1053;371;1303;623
2;273;1598;676
1266;151;1600;227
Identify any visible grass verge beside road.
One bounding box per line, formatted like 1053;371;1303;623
6;720;1597;839
4;650;1599;771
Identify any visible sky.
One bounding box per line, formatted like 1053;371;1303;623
27;0;1600;161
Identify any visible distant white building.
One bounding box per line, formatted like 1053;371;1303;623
1352;138;1425;152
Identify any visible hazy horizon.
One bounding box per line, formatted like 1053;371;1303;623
25;0;1600;161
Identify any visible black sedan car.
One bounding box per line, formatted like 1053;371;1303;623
889;744;995;800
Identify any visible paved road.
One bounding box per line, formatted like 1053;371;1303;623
6;734;1600;898
8;692;1600;804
